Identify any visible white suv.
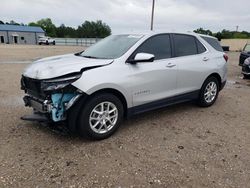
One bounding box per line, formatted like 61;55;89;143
21;31;228;139
38;36;55;45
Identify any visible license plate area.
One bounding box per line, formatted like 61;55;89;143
23;96;50;113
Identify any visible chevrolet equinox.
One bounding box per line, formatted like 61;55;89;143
21;32;228;139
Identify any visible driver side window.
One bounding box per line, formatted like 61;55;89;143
134;34;172;60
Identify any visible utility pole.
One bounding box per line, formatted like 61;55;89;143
150;0;155;31
236;25;239;32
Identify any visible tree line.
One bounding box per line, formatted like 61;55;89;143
194;28;250;40
1;20;250;40
0;18;111;38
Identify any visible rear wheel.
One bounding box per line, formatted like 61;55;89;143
77;93;124;140
198;77;219;107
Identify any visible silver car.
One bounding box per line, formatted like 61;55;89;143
21;31;228;139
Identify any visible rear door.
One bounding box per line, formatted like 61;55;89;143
172;34;210;94
128;34;178;107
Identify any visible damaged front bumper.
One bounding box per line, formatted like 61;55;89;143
23;93;82;122
21;75;84;122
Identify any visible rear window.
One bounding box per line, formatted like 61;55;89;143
173;34;197;57
201;36;223;52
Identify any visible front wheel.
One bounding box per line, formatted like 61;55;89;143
77;93;124;140
243;74;250;79
198;77;219;107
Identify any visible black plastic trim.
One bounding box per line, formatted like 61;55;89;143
220;81;226;91
67;93;89;133
127;90;200;117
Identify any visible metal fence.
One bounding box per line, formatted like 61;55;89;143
54;38;101;47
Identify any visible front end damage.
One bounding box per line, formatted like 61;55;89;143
21;74;83;122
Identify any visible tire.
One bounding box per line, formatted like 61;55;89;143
38;42;42;45
243;74;250;79
53;41;56;45
198;77;219;107
77;93;124;140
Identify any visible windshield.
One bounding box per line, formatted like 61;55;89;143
244;44;250;52
80;34;143;59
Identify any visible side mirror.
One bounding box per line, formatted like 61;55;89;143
127;53;155;64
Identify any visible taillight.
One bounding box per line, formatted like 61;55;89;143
223;54;228;62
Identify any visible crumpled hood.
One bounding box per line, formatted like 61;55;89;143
23;54;113;79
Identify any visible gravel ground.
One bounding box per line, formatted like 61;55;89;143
0;45;250;187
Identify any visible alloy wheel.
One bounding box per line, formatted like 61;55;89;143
204;81;218;103
89;101;118;134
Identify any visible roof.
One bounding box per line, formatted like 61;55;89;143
0;24;44;33
117;30;210;36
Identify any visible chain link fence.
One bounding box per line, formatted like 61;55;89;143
54;38;102;47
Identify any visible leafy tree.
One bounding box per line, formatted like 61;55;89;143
220;29;233;39
9;20;20;25
56;24;77;38
28;18;111;38
194;28;212;36
29;18;56;37
28;22;40;27
214;32;222;41
77;20;111;38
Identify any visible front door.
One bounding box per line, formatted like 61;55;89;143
128;34;177;107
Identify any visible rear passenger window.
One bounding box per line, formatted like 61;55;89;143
135;34;171;60
201;36;223;52
196;39;206;54
173;34;197;57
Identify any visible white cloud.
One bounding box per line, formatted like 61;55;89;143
1;0;250;33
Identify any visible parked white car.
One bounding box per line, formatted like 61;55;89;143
21;31;228;140
38;36;55;45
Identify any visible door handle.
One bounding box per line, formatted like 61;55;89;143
203;57;209;61
166;63;176;68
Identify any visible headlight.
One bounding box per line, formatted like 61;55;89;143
41;73;81;91
244;58;250;66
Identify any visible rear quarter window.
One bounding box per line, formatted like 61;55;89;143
196;39;207;54
201;36;223;52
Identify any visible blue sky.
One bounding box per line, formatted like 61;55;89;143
1;0;250;33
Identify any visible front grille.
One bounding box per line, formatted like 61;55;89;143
22;76;44;98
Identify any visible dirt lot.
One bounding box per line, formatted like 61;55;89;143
0;44;84;62
0;45;250;188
